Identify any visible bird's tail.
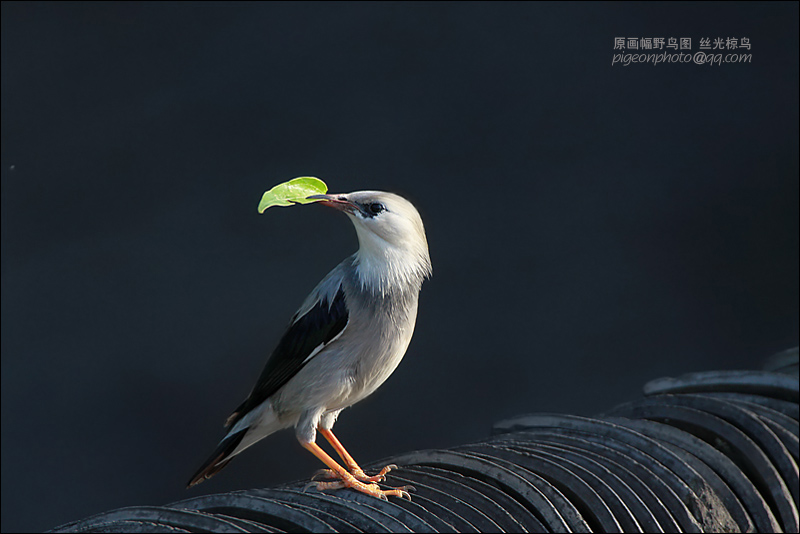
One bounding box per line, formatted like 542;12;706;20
186;430;246;488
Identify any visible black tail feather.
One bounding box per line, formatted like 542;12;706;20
187;430;246;488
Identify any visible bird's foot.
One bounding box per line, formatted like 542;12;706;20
312;463;398;483
306;476;414;501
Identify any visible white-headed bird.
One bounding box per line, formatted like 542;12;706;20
188;191;431;500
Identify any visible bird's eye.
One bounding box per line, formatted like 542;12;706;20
368;202;386;215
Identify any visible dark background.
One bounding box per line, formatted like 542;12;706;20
2;2;797;532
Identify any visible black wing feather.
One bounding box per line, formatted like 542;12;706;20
225;286;348;428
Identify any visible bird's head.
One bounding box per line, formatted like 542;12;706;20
309;191;432;293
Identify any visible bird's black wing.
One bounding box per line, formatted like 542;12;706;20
225;285;348;428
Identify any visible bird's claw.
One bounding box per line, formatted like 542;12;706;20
351;468;384;483
376;464;399;478
374;484;413;501
311;468;337;481
307;473;413;501
311;479;348;492
354;463;399;483
396;485;415;500
302;480;322;493
312;464;399;483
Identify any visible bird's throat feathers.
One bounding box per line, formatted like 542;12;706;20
352;228;431;296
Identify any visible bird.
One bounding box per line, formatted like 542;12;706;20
187;190;432;500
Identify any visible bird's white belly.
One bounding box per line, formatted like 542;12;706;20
272;294;418;420
343;342;409;408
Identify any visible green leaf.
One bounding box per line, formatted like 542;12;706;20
257;177;329;213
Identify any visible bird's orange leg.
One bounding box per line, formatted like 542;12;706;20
301;440;411;501
313;428;398;483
